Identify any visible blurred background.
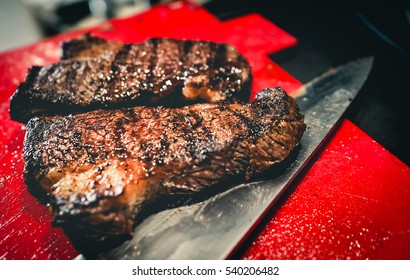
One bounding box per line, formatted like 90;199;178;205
0;0;210;52
1;0;409;54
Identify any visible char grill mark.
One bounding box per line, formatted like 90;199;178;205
23;88;305;247
10;35;252;123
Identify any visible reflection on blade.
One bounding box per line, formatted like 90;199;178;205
295;57;374;112
97;57;373;259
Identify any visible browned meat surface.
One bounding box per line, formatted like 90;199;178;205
10;35;252;123
23;87;305;249
60;34;123;60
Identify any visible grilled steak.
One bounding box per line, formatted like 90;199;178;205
23;87;305;248
10;35;252;123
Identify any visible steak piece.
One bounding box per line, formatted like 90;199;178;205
10;35;252;123
23;87;305;248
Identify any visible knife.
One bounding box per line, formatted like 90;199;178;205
92;56;374;260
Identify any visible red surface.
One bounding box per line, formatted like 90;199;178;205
243;120;410;259
0;2;408;259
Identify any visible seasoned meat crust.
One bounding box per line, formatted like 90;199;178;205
23;87;305;245
10;35;252;123
60;33;123;60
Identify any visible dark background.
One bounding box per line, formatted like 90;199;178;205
202;0;410;165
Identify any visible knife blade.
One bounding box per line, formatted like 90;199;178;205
94;57;373;260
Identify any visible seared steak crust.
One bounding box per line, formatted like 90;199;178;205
61;34;123;60
10;35;252;123
23;88;305;243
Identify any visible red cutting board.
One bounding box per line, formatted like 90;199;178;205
0;2;409;260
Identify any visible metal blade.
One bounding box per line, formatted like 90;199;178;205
294;57;374;112
97;57;374;260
